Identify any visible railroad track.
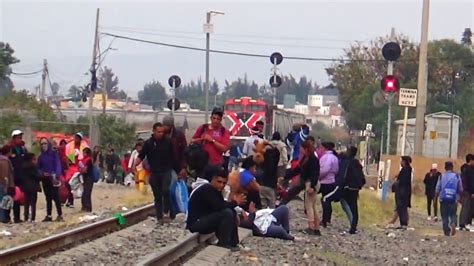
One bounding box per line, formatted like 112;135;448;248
0;204;155;265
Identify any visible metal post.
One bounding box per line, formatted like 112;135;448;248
401;106;409;156
88;8;100;147
204;12;211;123
171;80;176;119
102;70;107;114
414;0;430;155
449;93;454;158
380;125;384;157
41;59;48;101
385;61;394;155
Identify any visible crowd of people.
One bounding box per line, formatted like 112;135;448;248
0;131;96;223
129;107;367;251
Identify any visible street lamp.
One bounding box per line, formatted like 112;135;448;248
204;10;225;123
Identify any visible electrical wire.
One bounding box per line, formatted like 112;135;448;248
11;70;43;75
100;28;346;50
102;32;376;62
101;25;363;43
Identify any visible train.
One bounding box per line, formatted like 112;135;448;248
223;97;306;140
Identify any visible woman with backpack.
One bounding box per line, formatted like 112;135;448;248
38;138;63;222
340;146;365;234
394;156;412;229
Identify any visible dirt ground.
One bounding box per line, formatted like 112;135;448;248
0;182;152;250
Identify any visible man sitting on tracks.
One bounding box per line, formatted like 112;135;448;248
186;165;246;252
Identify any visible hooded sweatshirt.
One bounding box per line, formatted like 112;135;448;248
38;140;62;178
186;178;237;229
319;151;339;185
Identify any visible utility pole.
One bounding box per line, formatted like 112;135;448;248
102;70;107;114
88;8;100;145
414;0;430;156
204;11;224;123
40;59;48;101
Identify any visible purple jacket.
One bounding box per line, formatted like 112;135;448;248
38;140;62;177
319;151;339;185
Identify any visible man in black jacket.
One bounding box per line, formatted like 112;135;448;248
459;154;474;230
133;122;174;221
186;166;246;251
423;163;441;221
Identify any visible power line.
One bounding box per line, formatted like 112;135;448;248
101;27;346;50
102;32;378;62
101;25;363;43
11;70;43;76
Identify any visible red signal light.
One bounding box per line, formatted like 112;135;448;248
381;75;399;93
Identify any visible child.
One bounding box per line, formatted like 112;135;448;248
21;153;41;222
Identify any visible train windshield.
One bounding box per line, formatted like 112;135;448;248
225;104;244;112
248;104;265;112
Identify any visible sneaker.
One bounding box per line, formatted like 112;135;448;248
427;216;432;221
313;230;322;236
433;216;438;222
42;216;53;222
349;229;358;234
55;216;64;222
396;225;407;230
465;224;473;231
451;224;456;236
303;228;315;235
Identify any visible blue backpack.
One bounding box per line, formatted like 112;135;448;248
91;166;101;183
440;173;459;203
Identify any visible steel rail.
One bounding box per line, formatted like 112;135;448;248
0;204;154;265
136;233;215;266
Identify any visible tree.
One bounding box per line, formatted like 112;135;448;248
51;82;60;96
98;66;120;99
0;42;19;95
326;32;474;149
461;28;472;47
77;114;136;153
67;85;83;99
137;80;168;109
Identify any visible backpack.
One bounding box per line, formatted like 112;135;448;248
440;173;459;203
92;165;101;183
335;159;349;187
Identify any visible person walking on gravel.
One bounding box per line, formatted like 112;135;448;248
424;163;441;221
459;154;474;231
38;138;63;222
436;161;462;236
318;142;339;228
394;156;412;229
133;122;175;221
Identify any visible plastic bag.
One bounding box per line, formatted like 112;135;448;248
124;173;134;186
72;183;83;198
13;186;25;205
170;180;189;214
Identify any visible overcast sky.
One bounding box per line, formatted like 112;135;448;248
1;0;472;99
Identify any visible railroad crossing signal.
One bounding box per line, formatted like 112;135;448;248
168;75;181;112
168;75;181;88
270;75;282;87
270;52;283;65
382;42;401;61
381;75;399;93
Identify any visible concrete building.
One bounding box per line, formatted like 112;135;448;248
395;111;461;159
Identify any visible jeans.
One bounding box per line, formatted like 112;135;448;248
188;208;239;247
24;190;38;221
43;180;62;217
343;190;359;232
459;191;472;227
340;198;353;224
427;195;438;217
320;183;338;224
149;171;173;219
228;156;239;170
82;176;94;212
263;205;293;240
259;186;276;208
0;185;6;222
440;201;457;236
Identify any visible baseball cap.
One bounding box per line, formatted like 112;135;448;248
162;115;174;126
75;132;84;139
11;130;23;137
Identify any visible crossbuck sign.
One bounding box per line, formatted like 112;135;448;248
398;88;418;107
